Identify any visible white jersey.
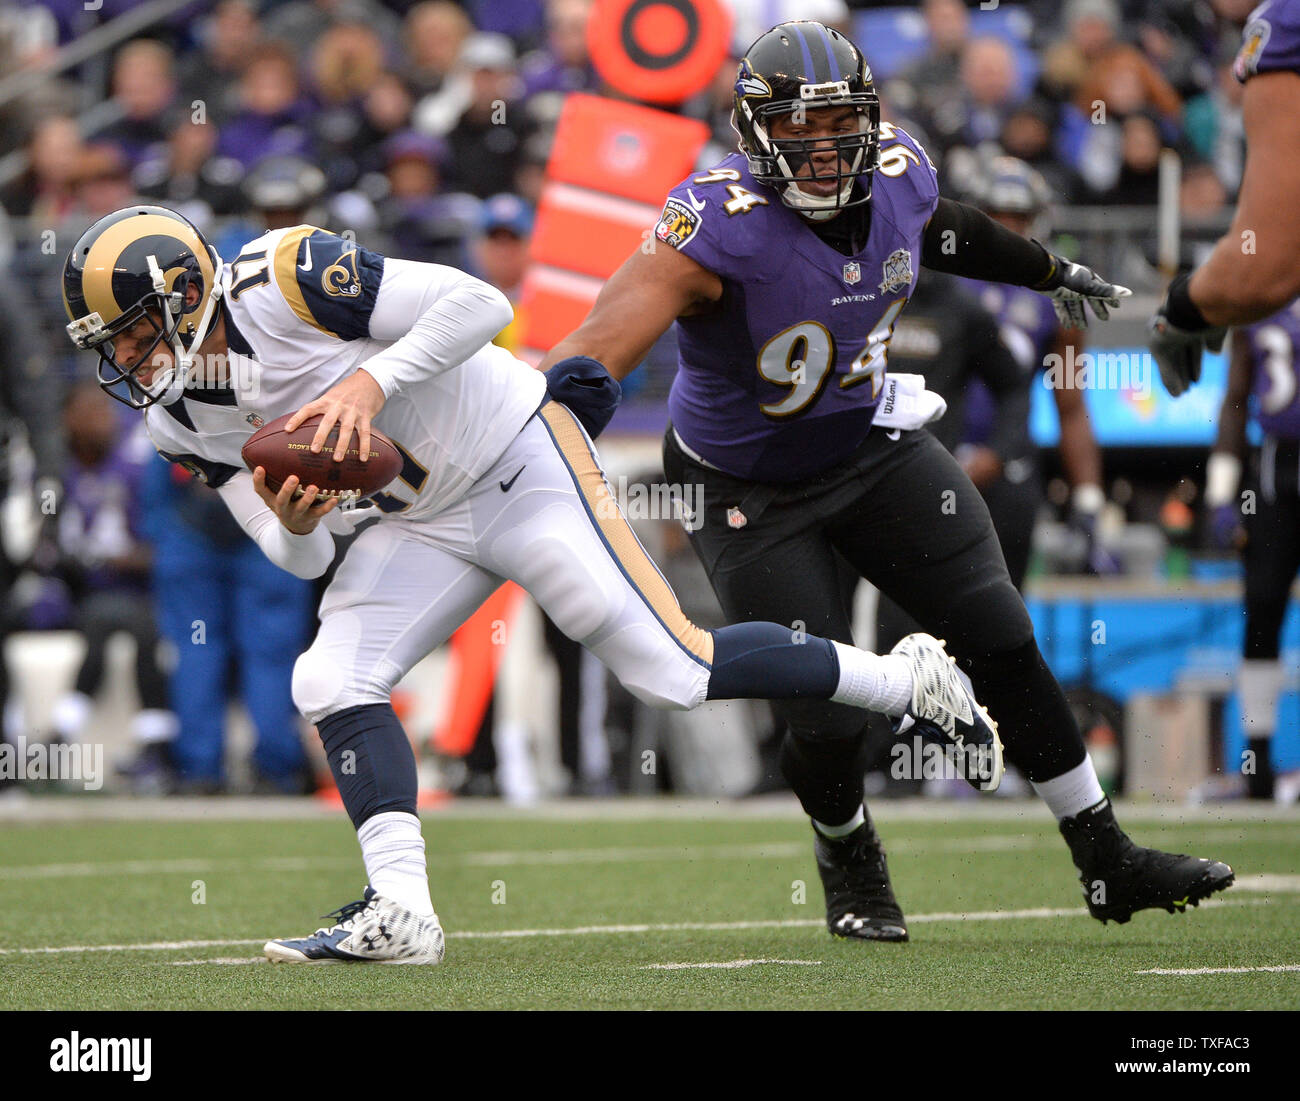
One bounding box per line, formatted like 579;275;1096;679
144;225;546;522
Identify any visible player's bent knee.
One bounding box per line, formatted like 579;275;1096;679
601;625;709;711
292;648;353;725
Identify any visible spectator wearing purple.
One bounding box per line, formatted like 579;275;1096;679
96;38;180;171
176;0;265;128
520;0;599;100
134;118;245;221
466;0;546;47
375;130;480;269
308;21;390;190
214;42;314;168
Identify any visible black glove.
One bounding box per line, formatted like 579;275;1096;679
1033;245;1132;328
1148;312;1225;397
544;356;622;439
1148;274;1227;398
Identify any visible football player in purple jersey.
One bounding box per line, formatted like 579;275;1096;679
958;157;1114;582
1208;298;1300;799
545;21;1233;939
1151;0;1300;395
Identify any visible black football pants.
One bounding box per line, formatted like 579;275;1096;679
1243;438;1300;661
663;423;1086;825
877;462;1043;652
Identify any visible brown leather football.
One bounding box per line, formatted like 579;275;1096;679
241;413;404;499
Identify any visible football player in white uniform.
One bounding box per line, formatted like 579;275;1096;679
63;205;1002;963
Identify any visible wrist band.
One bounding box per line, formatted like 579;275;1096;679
1164;271;1211;332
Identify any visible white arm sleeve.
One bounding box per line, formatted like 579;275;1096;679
360;258;513;399
216;471;337;580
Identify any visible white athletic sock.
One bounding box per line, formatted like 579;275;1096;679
130;708;179;744
1239;659;1284;738
50;692;93;741
356;811;435;917
829;643;912;716
813;805;865;839
1031;757;1106;820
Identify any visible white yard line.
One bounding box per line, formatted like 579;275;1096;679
6;938;265;955
1231;874;1300;892
1;899;1252;959
1135;964;1300;976
6;839;1294;883
642;959;822;971
0;856;352;880
0;835;1051;880
171;957;266;966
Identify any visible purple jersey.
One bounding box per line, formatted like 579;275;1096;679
59;423;153;592
960;280;1059;445
1235;0;1300;82
1242;299;1300;439
660;125;940;482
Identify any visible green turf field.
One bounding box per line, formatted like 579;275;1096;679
1;800;1297;1010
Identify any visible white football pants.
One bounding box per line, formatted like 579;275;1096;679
292;402;714;724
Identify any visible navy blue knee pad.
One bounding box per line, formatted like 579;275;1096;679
706;621;840;701
316;703;418;828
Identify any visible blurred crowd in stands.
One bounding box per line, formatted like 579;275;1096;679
0;0;1257;797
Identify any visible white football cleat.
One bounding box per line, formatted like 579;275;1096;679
890;633;1004;793
264;887;445;964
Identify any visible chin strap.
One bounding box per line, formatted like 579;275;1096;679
176;261;224;376
150;255;225;405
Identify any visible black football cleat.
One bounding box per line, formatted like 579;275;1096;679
1059;798;1235;925
814;811;909;942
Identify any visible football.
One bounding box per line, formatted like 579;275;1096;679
241;412;404;499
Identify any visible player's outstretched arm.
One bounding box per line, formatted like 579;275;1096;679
921;199;1130;327
1151;72;1300;396
539;238;723;380
1188;71;1300;326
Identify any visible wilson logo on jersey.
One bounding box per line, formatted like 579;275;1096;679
879;248;913;294
322;249;362;298
656;197;702;249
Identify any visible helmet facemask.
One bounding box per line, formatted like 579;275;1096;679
70;250;225;410
735;80;881;220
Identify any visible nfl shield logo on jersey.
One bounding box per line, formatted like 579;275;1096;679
879;249;914;294
842;261;861;286
726;507;747;529
246;413;265;429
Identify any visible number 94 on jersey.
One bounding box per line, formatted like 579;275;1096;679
756;299;906;418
